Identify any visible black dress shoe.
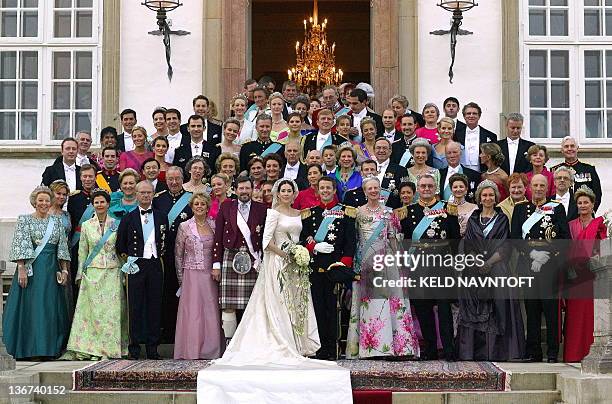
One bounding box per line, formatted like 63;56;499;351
547;358;558;363
127;354;140;360
315;350;331;360
147;353;161;360
526;356;543;363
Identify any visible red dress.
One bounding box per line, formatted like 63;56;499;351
292;187;339;210
564;216;607;362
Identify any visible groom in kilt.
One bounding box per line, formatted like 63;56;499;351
213;176;267;342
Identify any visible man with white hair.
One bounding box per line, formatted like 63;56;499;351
550;136;602;211
553;166;577;221
438;141;481;202
496;113;535;174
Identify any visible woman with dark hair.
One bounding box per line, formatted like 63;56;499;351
356;117;377;161
151;136;170;182
448;173;478;236
92;127;119;166
3;186;71;359
220;119;242;156
293;164;332;209
458;180;525;361
248;156;265;190
480;142;509;201
333;144;362;201
263;153;283;182
292;96;313;131
415;103;440;145
398;181;416;206
63;189;127;359
277;112;304;145
564;187;607;362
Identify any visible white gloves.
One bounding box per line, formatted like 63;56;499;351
529;250;550;273
314;242;335;254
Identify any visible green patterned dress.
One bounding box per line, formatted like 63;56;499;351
62;216;128;359
3;214;71;359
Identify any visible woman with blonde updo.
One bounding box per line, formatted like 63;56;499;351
480;142;509;201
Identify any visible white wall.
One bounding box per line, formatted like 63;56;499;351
417;1;502;135
119;2;203;131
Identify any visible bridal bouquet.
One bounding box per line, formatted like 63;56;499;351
279;235;313;336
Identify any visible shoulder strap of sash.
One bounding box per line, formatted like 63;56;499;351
236;209;261;269
261;142;282;157
355;219;386;273
521;201;559;239
399;149;413;167
26;216;56;276
82;219;118;273
412;201;445;241
96;173;111;193
168;192;192;227
314;205;342;243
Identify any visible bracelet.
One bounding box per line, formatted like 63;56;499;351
61;270;69;274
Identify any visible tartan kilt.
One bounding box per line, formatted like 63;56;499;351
220;248;258;310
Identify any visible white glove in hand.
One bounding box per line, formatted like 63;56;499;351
531;261;542;273
529;250;550;272
314;242;334;254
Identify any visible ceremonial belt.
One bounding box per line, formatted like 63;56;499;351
314;205;342;243
261;143;282;157
121;213;155;275
26;217;56;276
168;191;192;227
236;209;261;269
521;201;559;240
96;173;111;193
399;149;413;167
355;219;386;274
71;204;95;247
412;201;445;241
318;135;332;152
81;219;118;275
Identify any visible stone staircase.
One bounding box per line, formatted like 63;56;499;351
4;362;576;404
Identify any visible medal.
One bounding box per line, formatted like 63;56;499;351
232;250;252;275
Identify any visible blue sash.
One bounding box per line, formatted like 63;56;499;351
261;143;282;157
121;214;155;274
318;134;332;151
380;189;391;204
168;192;192;227
26;216;56;276
442;166;463;201
314;206;342;243
482;215;498;238
521;201;559;239
335;107;350;117
412;201;445;241
71;204;95;247
355;219;386;273
82;219;118;274
399;150;413;167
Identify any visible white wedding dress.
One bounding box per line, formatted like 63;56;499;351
197;210;353;403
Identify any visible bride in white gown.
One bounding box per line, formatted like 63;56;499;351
198;179;352;403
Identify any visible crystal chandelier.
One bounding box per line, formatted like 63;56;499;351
288;0;343;93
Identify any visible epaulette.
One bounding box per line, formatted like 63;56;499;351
394;206;408;221
344;205;357;218
154;189;167;198
70;190;81;196
515;200;529;205
300;208;312;220
446;203;458;217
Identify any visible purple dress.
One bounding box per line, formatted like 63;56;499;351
174;218;223;359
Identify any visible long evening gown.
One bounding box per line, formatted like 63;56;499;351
198;209;352;403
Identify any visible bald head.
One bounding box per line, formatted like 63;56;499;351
136;180;154;208
530;173;548;202
445;141;462;167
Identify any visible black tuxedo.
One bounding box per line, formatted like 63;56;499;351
41;158;82;189
281;162;309;190
302;132;346;160
180;119;222;145
555;192;578;222
172;140;220;175
117;132;128;152
454;119;466;136
379;161;408;208
116;207;169;359
438;164;481;202
454;124;497;146
497;137;535;174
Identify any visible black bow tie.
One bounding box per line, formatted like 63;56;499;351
140;209;152;215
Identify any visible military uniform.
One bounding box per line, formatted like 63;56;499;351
510;199;569;362
152;189;193;343
239;138;285;173
300;202;357;359
399;199;461;360
550;160;602;211
67;189;93;296
95;169;120;193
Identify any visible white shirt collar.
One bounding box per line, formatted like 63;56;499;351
355;108;368;118
168;131;181;140
466;126;479;134
317;131;330;138
378;158;390;169
507;137;519;145
63;161;76;170
286;161;300;169
556;192;570;201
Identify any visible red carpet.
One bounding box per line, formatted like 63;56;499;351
353;390;392;404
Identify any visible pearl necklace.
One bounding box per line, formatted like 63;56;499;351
479;212;497;226
485;167;500;175
365;204;382;214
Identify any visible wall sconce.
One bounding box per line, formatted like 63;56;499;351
142;1;191;81
430;1;478;83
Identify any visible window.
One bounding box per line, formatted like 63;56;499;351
522;0;612;144
0;0;98;146
0;0;39;38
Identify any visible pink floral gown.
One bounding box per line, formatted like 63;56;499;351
346;207;420;359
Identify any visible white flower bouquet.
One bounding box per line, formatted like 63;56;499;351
279;235;313;336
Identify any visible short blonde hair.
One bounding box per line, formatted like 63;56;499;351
119;168;140;184
30;186;54;208
131;125;147;137
437;117;455;129
211;172;231;186
216;152;240;173
527;144;549;163
49;179;70;195
189;192;211;209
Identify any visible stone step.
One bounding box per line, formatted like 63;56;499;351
35;390;562;404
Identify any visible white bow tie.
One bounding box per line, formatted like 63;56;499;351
466;127;478;134
507;138;519;145
65;165;76;171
